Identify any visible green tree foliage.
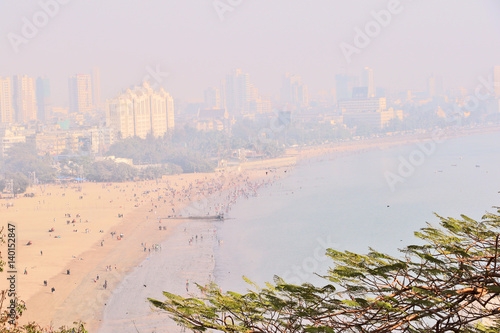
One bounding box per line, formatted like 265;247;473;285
150;208;500;332
0;172;30;195
167;153;216;173
58;156;93;178
106;129;227;172
354;122;376;137
85;160;137;182
107;119;317;170
139;165;182;180
1;143;56;189
286;123;352;146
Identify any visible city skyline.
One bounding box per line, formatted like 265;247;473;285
2;3;500;331
1;1;499;106
2;63;499;112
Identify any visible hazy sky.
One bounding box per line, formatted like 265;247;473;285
1;0;500;106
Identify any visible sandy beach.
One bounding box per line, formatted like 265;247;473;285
0;176;203;329
1;166;290;331
97;218;218;332
1;125;499;331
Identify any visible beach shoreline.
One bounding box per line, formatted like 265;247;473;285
2;124;499;331
97;123;500;332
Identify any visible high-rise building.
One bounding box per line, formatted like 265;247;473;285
361;67;375;98
335;74;359;101
150;86;175;137
36;77;51;122
133;87;152;138
68;74;93;114
107;95;134;139
13;75;37;123
224;69;250;116
428;74;443;97
281;73;309;109
166;92;175;131
0;77;14;124
494;66;500;98
107;81;174;139
204;87;221;108
91;67;102;110
219;80;226;110
249;84;259;103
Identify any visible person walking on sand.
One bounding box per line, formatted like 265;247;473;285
186;279;189;292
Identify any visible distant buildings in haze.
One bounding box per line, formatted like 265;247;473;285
335;68;404;129
281;73;309;110
339;96;403;129
201;69;274;125
335;74;359;101
91;67;103;110
13;74;37;123
107;81;175;139
361;67;374;98
494;65;500;98
68;74;93;114
427;74;443;98
0;77;14;124
224;68;251;116
36;77;51;122
204;87;221;109
2;64;500;159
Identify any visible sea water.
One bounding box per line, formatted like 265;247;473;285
214;131;500;292
98;131;500;331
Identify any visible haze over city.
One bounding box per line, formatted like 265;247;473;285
2;1;500;332
1;0;500;105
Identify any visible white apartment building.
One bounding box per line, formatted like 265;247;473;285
107;82;174;139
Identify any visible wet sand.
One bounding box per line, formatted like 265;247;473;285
1;125;498;331
97;220;217;333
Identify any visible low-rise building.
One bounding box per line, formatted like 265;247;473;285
196;108;229;132
0;126;26;157
339;97;403;129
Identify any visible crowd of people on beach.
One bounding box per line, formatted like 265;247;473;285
3;165;291;328
142;242;162;253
